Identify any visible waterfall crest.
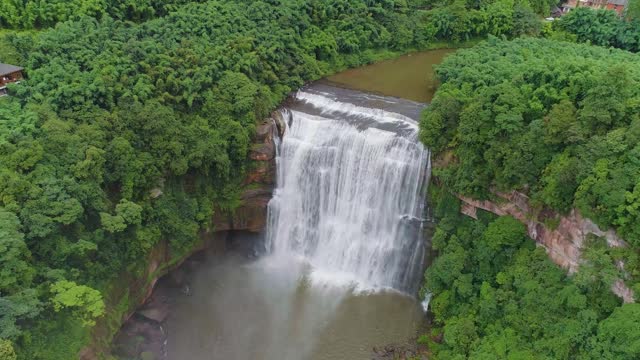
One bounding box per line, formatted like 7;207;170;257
266;87;430;293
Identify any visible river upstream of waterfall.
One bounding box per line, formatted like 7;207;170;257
163;50;452;360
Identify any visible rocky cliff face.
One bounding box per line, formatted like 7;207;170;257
211;116;281;233
459;191;634;303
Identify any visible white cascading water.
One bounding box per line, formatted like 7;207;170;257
266;89;431;293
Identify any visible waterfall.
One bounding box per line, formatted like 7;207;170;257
421;292;432;313
266;87;430;293
165;86;431;360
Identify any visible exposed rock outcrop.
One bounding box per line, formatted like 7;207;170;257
211;117;280;233
459;191;634;303
372;343;429;360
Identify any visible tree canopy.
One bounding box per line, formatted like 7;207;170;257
0;0;206;29
557;7;640;52
421;37;640;248
422;187;640;360
0;0;553;357
420;36;640;358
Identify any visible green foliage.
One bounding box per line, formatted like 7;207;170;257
50;281;105;327
0;208;41;342
629;0;640;20
100;199;142;233
16;311;91;360
421;191;634;359
557;8;640;52
0;0;542;357
0;339;17;360
0;0;207;29
593;303;640;359
421;40;640;340
0;209;34;294
512;4;542;36
0;290;41;340
412;0;545;45
0;31;25;65
421;38;640;249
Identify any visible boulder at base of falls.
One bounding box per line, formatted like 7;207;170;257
112;314;166;360
136;294;170;323
371;343;429;360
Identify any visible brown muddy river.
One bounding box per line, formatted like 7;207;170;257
326;49;454;103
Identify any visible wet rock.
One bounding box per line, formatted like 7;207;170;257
371;341;429;360
212;186;273;233
166;268;186;288
251;119;277;161
250;141;275;161
137;295;170;323
180;284;191;296
112;315;166;360
271;110;287;136
78;347;97;360
244;161;275;185
255;118;277;142
211;117;276;233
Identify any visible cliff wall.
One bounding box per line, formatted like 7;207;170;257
458;191;634;303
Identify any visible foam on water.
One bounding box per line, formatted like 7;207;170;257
421;292;432;313
295;90;419;131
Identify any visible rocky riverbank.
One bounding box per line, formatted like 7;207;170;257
371;342;430;360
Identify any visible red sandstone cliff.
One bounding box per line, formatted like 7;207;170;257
211;116;280;233
458;191;634;303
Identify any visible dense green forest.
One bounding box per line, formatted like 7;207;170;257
556;7;640;52
4;0;637;359
421;186;640;359
0;0;206;29
0;0;555;358
420;37;640;359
